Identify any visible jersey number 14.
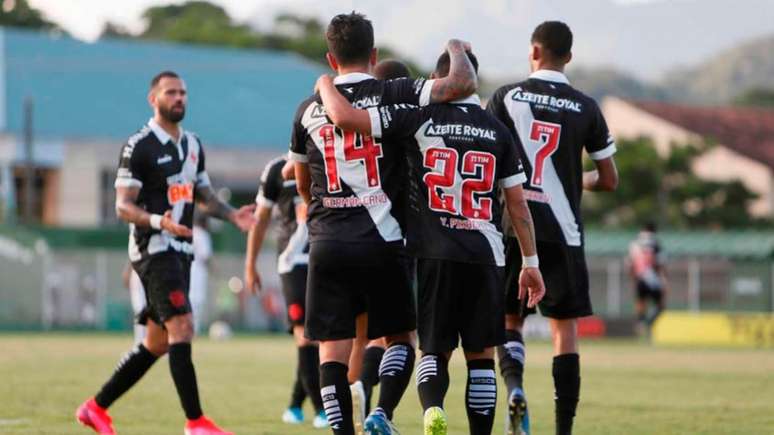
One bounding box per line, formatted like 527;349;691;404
319;125;383;193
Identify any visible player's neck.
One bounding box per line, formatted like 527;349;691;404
153;115;181;142
532;63;565;74
337;64;372;77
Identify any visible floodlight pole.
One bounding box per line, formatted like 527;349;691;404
23;96;34;224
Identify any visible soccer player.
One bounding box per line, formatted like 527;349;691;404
289;12;478;435
190;213;212;335
628;222;668;335
244;155;328;428
486;21;619;435
76;71;256;435
318;49;546;435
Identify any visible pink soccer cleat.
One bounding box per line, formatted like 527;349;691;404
75;398;116;434
184;416;233;435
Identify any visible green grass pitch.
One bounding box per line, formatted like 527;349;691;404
1;333;772;434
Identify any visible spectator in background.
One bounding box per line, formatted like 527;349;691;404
628;222;668;336
191;213;213;335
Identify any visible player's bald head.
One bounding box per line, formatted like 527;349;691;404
374;59;412;80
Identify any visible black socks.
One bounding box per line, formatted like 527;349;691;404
465;359;497;435
320;361;354;435
498;329;526;393
168;342;203;420
360;345;385;414
95;344;158;408
299;344;324;412
374;343;415;420
416;353;449;410
289;373;306;409
553;353;580;435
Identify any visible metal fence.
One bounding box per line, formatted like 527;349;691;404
1;241;773;331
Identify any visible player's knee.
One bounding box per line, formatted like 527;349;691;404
145;340;169;356
165;315;194;343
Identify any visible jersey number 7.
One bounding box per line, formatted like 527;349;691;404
423;147;496;221
529;120;561;187
319;125;383;193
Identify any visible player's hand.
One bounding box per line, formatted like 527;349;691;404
160;211;193;238
244;265;262;294
230;204;258;232
518;267;546;308
447;38;472;53
315;74;334;94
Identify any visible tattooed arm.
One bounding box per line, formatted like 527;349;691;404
428;39;478;103
195;184;256;232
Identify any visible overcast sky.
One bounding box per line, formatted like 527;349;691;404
28;0;774;80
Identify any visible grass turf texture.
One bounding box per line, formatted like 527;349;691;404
1;333;772;434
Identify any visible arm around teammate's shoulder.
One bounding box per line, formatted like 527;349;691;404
316;75;372;135
428;39;477;104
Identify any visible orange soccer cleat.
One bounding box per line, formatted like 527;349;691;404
184;416;234;435
75;398;116;434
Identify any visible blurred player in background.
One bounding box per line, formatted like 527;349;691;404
122;263;146;343
190;213;212;335
628;222;668;335
487;21;619;435
76;71;256;435
244;155;327;429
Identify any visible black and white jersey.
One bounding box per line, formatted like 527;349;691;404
256;155;309;274
115;118;210;262
368;95;526;266
487;70;616;247
289;72;436;244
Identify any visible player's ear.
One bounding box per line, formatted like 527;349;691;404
147;90;156;109
529;44;539;62
326;52;338;73
565;51;573;66
369;48;378;67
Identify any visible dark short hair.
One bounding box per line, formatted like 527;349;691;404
531;21;573;59
374;59;411;80
643;221;658;232
150;70;180;89
433;50;478;78
326;12;374;66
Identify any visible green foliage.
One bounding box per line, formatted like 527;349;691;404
734;87;774;108
583;137;766;229
0;0;61;31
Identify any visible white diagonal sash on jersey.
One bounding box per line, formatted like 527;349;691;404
503;92;581;246
277;221;309;274
415;120;505;266
305;102;402;242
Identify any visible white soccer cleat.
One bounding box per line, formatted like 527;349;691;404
313;410;329;429
281;407;304;424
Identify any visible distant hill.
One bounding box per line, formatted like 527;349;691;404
566;67;669;102
663;34;774;103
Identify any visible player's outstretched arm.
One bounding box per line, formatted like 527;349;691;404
428;39;477;104
115;186;192;237
195;184;257;232
244;205;272;294
317;75;372;134
503;184;546;308
583;156;618;191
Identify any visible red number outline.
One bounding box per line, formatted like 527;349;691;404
319;125;383;193
528;120;561;187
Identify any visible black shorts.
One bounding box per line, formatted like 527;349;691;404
417;258;505;354
504;238;591;319
133;252;192;325
636;280;663;304
305;240;416;341
280;265;308;332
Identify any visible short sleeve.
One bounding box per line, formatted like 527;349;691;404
114;140;145;189
256;159;283;208
381;77;436;107
366;104;427;140
289;101;310;163
497;126;527;188
195;138;211;187
586;101;617;160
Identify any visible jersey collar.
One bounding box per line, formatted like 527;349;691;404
529;69;570;84
451;94;481;105
333;72;375;85
147;118;184;146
